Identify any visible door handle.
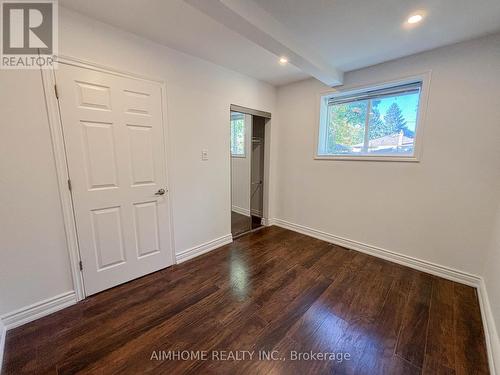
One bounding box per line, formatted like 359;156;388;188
155;188;166;196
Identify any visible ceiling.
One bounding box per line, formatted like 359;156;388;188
252;0;500;72
59;0;308;86
60;0;500;86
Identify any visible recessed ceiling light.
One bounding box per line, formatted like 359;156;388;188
279;57;288;65
407;14;423;24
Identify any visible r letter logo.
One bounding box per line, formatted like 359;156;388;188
1;0;58;69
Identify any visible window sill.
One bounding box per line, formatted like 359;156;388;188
314;155;420;162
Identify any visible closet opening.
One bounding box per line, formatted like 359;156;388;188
229;105;270;238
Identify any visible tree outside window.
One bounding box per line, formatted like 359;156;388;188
231;112;245;156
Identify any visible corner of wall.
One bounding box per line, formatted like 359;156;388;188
176;234;233;263
0;318;6;374
478;278;500;375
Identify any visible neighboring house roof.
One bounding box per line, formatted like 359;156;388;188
352;132;413;148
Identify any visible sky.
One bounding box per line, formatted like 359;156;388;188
376;92;420;131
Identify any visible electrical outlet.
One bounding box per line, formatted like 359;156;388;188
201;149;208;161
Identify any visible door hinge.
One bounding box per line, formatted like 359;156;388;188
79;261;83;271
54;84;59;99
67;179;72;191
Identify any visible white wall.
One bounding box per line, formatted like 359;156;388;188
0;7;276;316
0;69;74;316
275;36;500;367
274;34;500;364
484;203;500;370
231;114;252;215
274;33;500;278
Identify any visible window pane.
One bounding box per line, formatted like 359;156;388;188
326;100;367;155
319;82;422;158
231;113;245;156
367;92;420;156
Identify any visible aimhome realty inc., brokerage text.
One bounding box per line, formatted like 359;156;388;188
150;350;352;363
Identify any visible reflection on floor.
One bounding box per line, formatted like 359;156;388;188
232;211;263;237
231;211;250;236
251;215;263;230
2;226;489;374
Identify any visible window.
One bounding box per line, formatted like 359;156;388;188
317;80;424;160
231;112;245;157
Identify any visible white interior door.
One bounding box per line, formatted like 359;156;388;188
55;63;173;296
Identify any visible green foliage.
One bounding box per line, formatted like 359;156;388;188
230;117;245;155
384;103;414;137
327;101;366;151
368;100;393;139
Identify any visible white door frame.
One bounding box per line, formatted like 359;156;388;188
41;55;175;301
229;105;272;235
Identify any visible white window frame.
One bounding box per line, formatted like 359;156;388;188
314;72;431;162
231;112;246;158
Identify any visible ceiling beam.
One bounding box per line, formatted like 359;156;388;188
185;0;344;86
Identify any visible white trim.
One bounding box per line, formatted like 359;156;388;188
0;319;5;374
230;104;272;119
232;205;250;216
314;155;421;162
41;55;176;301
229;108;272;244
41;67;86;301
272;218;480;286
314;71;432;162
159;74;177;268
262;117;272;222
176;234;233;263
1;292;77;330
55;54;165;83
477;279;500;375
264;218;276;226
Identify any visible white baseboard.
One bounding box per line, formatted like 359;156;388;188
272;218;481;286
1;291;77;330
0;319;5;374
251;208;263;217
271;218;500;374
478;279;499;375
0;234;232;333
231;205;250;216
176;234;233;263
265;218;276;226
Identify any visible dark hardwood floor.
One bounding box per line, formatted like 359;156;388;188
3;226;489;374
231;211;251;236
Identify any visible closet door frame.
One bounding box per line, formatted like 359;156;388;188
229;105;272;237
42;55;175;301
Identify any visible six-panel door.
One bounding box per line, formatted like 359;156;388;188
56;63;173;295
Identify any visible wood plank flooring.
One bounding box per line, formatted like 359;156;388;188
2;226;489;374
231;211;251;236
